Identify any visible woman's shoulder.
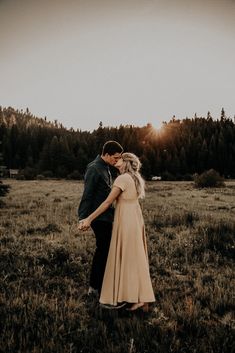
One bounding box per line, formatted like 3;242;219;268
113;173;132;190
116;173;132;181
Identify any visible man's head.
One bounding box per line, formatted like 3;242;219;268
101;140;123;166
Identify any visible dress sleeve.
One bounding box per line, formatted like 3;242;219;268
113;175;126;191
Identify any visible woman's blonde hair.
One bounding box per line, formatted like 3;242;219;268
121;152;145;198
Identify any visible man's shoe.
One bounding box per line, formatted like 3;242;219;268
87;287;99;296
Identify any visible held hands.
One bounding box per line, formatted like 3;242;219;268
78;218;91;231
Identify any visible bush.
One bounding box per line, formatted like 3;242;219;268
36;174;45;180
17;167;37;180
183;173;194;181
161;171;176;181
0;199;6;208
56;166;68;178
194;169;225;188
175;174;193;181
42;170;54;178
0;181;10;197
67;170;82;180
193;221;235;259
16;174;25;180
153;211;199;229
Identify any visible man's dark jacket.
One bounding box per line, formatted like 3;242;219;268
78;155;114;223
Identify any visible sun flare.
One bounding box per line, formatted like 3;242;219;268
149;121;165;137
153;120;164;131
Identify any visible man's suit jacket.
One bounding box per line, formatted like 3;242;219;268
78;155;114;223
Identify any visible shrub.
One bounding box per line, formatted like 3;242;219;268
194;169;225;188
16;174;25;180
42;170;54;178
175;174;184;181
0;199;6;208
36;174;45;180
193;221;235;259
153;211;199;229
23;223;61;236
47;246;70;266
0;180;10;208
0;181;10;197
18;167;37;180
56;166;68;178
67;170;82;180
183;173;194;181
161;171;176;181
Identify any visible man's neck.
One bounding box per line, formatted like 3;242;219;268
101;155;108;164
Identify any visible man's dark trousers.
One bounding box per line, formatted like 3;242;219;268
90;220;113;294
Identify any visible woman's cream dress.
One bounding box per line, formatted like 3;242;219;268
99;173;155;305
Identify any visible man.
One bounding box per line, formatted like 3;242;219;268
78;140;123;295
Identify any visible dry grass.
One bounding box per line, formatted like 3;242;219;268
0;179;234;353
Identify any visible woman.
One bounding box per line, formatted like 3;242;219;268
79;153;155;311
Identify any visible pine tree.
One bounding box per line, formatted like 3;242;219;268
38;143;51;174
179;146;187;174
49;136;60;175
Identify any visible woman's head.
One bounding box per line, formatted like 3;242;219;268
115;152;145;198
115;152;142;174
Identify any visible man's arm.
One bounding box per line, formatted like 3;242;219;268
78;166;99;220
79;186;122;230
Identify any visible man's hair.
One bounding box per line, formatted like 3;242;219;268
102;141;123;156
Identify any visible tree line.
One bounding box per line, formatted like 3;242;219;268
0;106;235;180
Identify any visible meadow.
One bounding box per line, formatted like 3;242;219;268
0;179;234;353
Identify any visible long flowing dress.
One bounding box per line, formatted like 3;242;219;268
99;173;155;305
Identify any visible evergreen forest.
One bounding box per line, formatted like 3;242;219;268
0;106;235;180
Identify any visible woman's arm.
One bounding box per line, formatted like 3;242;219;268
79;186;122;229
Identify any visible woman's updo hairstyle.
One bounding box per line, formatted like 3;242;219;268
121;153;145;198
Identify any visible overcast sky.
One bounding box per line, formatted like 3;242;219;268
0;0;235;131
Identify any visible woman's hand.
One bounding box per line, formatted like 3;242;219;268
78;218;91;231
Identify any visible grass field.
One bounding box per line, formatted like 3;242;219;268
0;179;234;353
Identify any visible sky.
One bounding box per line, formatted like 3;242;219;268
0;0;235;131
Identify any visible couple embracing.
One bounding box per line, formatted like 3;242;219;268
78;141;155;311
